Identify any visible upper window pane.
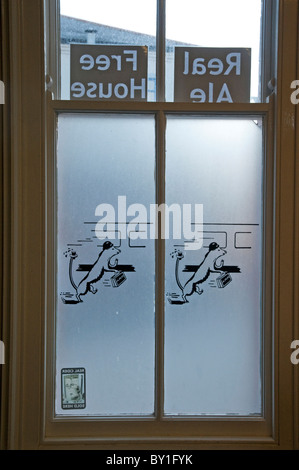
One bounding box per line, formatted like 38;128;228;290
58;0;263;103
166;0;262;103
60;0;157;101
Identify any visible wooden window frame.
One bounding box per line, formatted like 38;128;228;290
0;0;298;450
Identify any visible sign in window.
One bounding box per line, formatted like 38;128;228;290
70;45;148;101
174;47;251;103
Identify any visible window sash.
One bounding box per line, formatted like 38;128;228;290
44;97;274;442
45;0;278;104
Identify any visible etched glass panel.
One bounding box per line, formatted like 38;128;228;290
55;114;155;415
164;116;263;415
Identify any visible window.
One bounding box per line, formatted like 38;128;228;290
46;0;274;432
1;0;299;450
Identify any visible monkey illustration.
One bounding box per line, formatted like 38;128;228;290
64;241;122;303
171;242;227;303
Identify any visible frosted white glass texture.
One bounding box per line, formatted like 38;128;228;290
56;114;155;416
165;117;263;415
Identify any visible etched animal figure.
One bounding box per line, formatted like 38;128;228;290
172;242;227;303
66;241;121;302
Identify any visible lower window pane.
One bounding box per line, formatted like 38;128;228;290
55;113;155;416
164;116;263;415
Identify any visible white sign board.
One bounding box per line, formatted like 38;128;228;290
70;45;148;101
174;47;251;103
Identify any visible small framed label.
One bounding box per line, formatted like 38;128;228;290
61;368;86;409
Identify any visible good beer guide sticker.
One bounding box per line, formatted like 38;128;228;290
61;368;86;409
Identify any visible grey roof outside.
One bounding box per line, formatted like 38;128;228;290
61;15;191;51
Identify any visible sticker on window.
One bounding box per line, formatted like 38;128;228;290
61;368;86;409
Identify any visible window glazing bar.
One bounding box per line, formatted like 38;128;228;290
49;97;271;114
155;110;166;419
156;0;166;102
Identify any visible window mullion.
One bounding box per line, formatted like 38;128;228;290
155;110;166;419
156;0;166;102
156;0;166;419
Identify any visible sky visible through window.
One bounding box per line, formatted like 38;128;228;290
60;0;262;99
60;0;261;45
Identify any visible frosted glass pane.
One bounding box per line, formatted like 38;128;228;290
55;114;155;416
166;0;262;102
165;117;263;415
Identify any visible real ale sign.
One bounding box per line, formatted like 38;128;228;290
70;45;148;101
174;47;251;103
